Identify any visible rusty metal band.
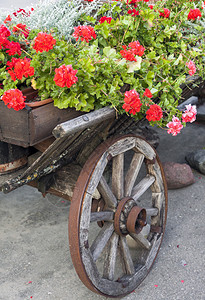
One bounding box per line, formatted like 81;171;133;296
0;157;28;175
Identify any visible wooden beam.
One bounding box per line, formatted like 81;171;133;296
53;107;115;139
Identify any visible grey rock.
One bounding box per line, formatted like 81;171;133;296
185;149;205;175
162;162;195;189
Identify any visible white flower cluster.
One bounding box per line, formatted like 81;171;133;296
0;0;104;39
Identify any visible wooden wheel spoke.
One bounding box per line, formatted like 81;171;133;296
90;211;114;222
151;192;164;227
131;174;155;201
129;233;151;250
119;236;135;275
103;233;119;280
86;152;109;196
112;153;124;199
124;153;144;197
90;223;114;262
145;207;158;217
98;176;117;208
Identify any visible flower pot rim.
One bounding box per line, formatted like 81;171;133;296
25;97;53;108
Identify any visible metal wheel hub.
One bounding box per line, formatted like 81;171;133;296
114;197;147;236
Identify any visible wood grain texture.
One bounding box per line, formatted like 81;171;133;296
131;174;155;201
98;176;117;208
124;152;144;197
112;153;124;200
53;107;115;138
90;223;114;262
103;233;119;280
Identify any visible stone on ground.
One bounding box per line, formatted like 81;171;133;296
162;162;195;189
185;149;205;175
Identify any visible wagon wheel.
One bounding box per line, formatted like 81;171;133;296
69;135;168;297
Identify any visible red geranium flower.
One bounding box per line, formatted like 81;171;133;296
146;104;163;121
127;9;139;17
5;41;22;56
54;64;78;88
122;89;142;115
32;32;56;53
0;24;11;37
13;23;30;38
0;36;9;50
188;8;201;20
128;41;145;57
2;89;26;111
99;16;113;24
159;8;170;18
4;15;12;24
120;40;145;62
72;25;96;43
6;57;34;81
143;88;153;98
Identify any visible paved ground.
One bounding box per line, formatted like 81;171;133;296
0;121;205;300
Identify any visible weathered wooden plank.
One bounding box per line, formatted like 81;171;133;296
134;138;156;160
98;176;117;208
151;192;164;226
0;101;83;147
131;174;155;201
129;233;151;250
90;211;114;222
119;236;135;275
53;107;115;139
86;152;109;196
0;101;30;147
29;103;83;146
112;153;124;200
103;233;119;280
108;137;136;157
145;235;162;270
146;160;164;193
33;137;56;152
124;152;144;197
90;223;114;262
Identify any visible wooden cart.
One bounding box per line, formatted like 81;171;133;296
0;106;167;298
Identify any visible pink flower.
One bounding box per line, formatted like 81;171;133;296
182;104;197;123
167;116;183;136
186;60;196;76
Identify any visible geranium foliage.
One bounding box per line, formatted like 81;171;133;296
0;0;205;134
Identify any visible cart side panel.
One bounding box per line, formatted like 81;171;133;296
0;101;30;147
28;103;83;146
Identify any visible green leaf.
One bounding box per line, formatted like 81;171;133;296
173;53;183;66
103;47;117;59
127;57;142;73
